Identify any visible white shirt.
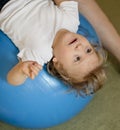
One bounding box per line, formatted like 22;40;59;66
0;0;80;65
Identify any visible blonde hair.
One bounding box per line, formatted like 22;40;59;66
47;45;107;95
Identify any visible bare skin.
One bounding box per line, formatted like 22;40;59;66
52;29;101;81
7;61;42;86
74;0;120;62
53;0;70;5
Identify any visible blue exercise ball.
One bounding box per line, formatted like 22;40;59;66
0;14;100;129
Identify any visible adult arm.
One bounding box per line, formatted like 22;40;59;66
7;61;42;86
75;0;120;62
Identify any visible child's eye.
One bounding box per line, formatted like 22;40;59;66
86;48;92;53
74;56;81;62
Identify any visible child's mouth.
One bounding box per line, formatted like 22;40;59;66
69;38;77;45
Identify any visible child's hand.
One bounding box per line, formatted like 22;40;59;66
20;61;42;79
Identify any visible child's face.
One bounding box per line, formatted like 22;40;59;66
52;29;101;81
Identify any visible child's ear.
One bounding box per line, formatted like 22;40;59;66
52;57;58;63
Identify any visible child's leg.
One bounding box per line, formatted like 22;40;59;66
77;0;120;62
0;0;10;11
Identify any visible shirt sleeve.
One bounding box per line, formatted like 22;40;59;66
17;48;45;66
59;1;80;32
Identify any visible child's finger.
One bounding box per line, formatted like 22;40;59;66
32;62;42;70
32;63;42;73
23;70;31;78
22;61;42;79
30;71;35;79
29;65;40;79
31;65;40;74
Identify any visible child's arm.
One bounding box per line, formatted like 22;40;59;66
75;0;120;62
7;61;42;86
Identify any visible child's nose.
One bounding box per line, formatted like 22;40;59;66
75;43;82;50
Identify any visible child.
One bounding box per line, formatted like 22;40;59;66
0;0;106;95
